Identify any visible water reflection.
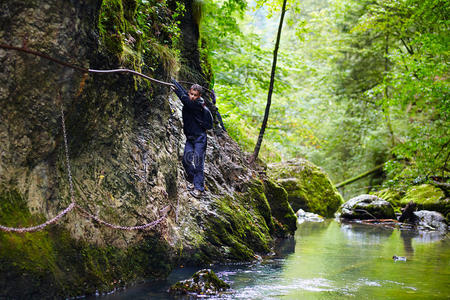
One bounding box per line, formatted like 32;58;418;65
400;230;415;256
340;222;394;245
94;220;450;300
273;236;295;257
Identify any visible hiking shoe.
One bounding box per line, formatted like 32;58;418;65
190;189;202;198
187;183;194;191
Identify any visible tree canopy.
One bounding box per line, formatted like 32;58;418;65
198;0;449;197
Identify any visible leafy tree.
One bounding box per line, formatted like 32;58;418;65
356;0;450;186
200;0;449;196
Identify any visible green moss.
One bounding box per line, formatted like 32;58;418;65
263;179;297;235
195;179;301;264
0;188;57;274
169;269;229;296
401;184;445;206
197;181;285;263
0;187;172;298
98;0;127;56
98;0;180;79
205;196;270;261
268;159;343;217
246;180;274;232
374;188;404;207
400;184;449;220
373;188;404;214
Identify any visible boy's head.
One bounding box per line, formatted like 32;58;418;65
189;84;203;101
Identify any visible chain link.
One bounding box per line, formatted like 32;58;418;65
0;203;75;233
76;204;168;230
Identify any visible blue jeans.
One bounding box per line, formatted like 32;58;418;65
183;133;207;191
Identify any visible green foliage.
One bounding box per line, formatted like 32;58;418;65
200;0;312;161
198;0;448;197
98;0;182;76
357;0;450;186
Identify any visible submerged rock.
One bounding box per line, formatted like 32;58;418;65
268;159;343;217
168;269;230;296
413;210;448;232
337;194;395;220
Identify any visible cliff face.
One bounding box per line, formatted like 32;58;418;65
0;0;296;298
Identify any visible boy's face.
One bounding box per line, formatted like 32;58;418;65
188;89;200;101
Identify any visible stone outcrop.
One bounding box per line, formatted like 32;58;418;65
168;269;230;296
337;194;395;220
0;0;296;298
268;159;343;217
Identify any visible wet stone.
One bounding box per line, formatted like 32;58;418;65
168;269;230;296
337;194;395;220
413;210;448;232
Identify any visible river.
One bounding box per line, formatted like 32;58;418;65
92;220;450;299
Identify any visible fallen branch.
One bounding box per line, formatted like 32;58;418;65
335;164;384;188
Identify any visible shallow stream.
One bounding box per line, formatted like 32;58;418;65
93;220;449;299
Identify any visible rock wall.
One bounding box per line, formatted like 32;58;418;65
0;1;296;298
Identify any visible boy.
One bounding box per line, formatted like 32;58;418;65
171;79;210;197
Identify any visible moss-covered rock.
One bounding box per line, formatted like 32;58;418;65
400;184;449;223
168;269;230;296
268;159;343;217
401;184;445;207
188;179;296;264
374;188;404;206
373;188;404;214
337;194;395;220
263;179;297;235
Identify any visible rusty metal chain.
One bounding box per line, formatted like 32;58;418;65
0;203;76;233
76;204;168;230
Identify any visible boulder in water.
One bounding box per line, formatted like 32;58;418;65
337;194;395;220
413;210;448;232
267;159;343;217
168;269;230;296
296;209;324;223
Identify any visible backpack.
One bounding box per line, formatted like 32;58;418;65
201;106;214;130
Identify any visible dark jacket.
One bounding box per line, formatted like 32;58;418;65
172;79;207;137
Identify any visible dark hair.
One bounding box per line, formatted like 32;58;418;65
190;84;203;95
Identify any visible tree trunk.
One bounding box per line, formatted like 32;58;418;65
250;0;288;163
